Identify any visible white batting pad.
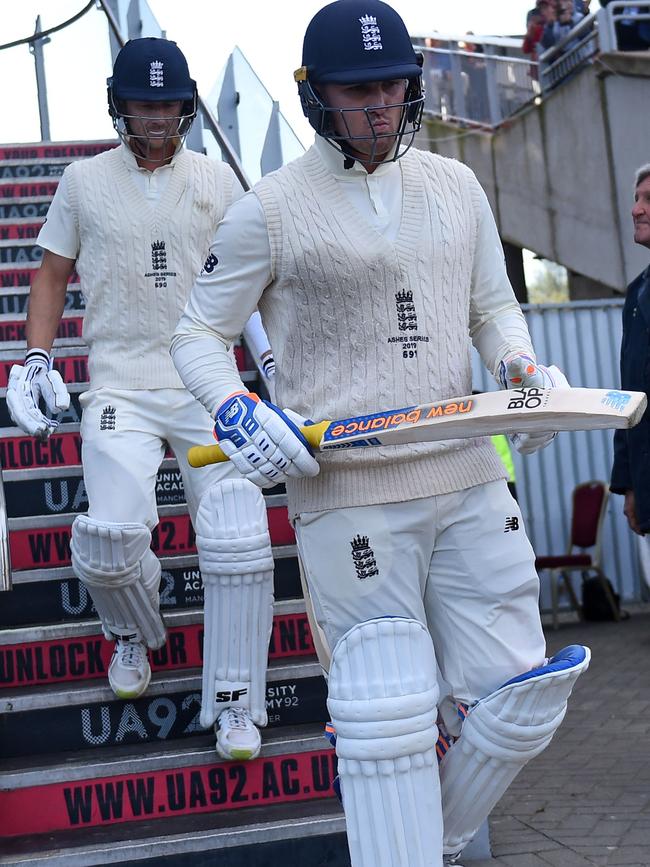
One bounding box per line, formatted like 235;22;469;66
71;516;166;649
196;479;274;728
328;617;443;867
440;645;590;856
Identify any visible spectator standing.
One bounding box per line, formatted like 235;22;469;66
611;165;650;586
599;1;650;50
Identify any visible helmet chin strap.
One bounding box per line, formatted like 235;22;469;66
124;129;182;165
298;79;423;168
113;111;190;165
325;135;396;171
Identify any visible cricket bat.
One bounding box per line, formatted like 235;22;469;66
187;387;647;468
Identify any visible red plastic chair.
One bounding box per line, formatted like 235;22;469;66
535;480;620;630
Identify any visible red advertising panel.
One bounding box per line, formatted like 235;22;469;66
0;142;117;161
0;749;336;836
0;223;42;240
0;432;81;469
0;316;83;343
0;182;59;198
0;612;314;688
10;508;295;570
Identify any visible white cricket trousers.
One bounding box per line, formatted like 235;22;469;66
79;387;236;526
295;479;546;704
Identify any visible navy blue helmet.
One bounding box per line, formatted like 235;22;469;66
107;38;197;156
294;0;424;163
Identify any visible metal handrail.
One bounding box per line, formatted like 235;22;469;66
420;45;534;66
419;42;540;128
0;469;10;591
538;10;599;90
599;0;650;51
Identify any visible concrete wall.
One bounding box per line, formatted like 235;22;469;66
421;52;650;292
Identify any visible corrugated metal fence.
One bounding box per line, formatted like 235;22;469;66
472;297;642;608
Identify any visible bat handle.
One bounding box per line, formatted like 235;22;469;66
187;421;330;468
187;442;228;467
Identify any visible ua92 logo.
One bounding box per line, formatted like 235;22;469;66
202;252;218;274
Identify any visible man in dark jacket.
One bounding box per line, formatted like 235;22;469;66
611;164;650;540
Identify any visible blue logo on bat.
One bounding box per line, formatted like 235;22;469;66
601;391;632;412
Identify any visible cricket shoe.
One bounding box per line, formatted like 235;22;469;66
443;858;465;866
215;707;261;761
108;634;151;699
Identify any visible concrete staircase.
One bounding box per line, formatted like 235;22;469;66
0;141;348;866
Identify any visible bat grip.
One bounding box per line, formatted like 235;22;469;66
187;422;328;468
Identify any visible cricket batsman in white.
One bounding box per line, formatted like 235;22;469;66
7;37;275;762
171;2;590;863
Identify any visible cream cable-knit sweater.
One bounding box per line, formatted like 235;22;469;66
66;146;235;390
254;147;506;515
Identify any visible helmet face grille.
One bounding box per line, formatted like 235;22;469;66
297;78;424;166
108;94;198;163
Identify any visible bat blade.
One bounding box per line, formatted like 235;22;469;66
313;387;647;451
187;388;646;467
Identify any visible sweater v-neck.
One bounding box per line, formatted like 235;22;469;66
300;145;425;265
111;146;190;224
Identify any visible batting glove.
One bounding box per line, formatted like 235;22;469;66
498;353;570;455
214;391;320;488
7;348;70;440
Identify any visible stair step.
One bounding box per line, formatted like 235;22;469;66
0;238;43;269
0;599;315;690
0;726;337;839
0;162;67;180
1;461;284;518
0;536;298;627
0;798;348;866
0;141;117;162
0;661;326;760
0;219;42;239
0;285;82;314
0;343;249;384
3;460;189;516
6;500;294;572
0;202;53;223
0;378;254;429
0;311;83;344
0;182;60;201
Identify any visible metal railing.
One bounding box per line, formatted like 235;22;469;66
422;3;650;129
598;0;650;51
538;11;599;91
419;43;539;127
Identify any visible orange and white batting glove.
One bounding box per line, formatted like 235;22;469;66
498;353;570;455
